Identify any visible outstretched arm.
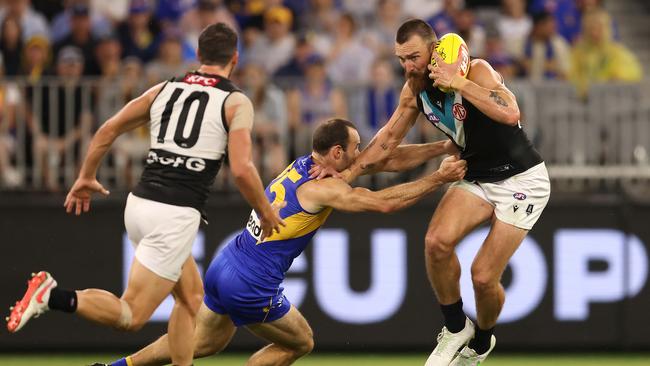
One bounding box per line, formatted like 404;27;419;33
429;54;520;126
344;83;421;181
226;92;286;239
362;140;457;175
304;156;466;213
64;82;165;215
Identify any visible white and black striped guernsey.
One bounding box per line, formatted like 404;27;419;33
132;71;240;212
416;84;543;183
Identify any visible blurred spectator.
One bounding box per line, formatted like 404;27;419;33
484;30;517;80
240;62;288;181
0;0;49;41
112;57;149;188
156;0;195;32
0;16;23;76
0;56;23;188
362;0;405;58
569;10;642;97
53;3;100;75
246;6;296;75
325;13;375;86
94;34;123;124
274;35;318;85
359;58;399;142
286;56;347;156
180;0;239;55
301;0;341;35
30;0;64;21
522;11;570;81
95;34;122;79
456;8;486;57
27;46;91;190
403;0;444;21
530;0;616;44
50;0;112;44
427;0;462;37
497;0;531;59
21;35;51;82
90;0;129;25
145;29;194;85
342;0;378;23
117;0;161;63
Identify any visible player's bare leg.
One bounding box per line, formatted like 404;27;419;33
167;257;204;366
7;259;175;334
448;218;527;365
123;304;236;366
472;218;526;329
245;306;314;366
425;188;493;305
423;187;493;366
75;259;175;331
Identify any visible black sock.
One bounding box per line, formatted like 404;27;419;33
468;326;494;355
48;288;78;313
440;299;466;333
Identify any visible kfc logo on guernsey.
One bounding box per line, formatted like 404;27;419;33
183;74;220;87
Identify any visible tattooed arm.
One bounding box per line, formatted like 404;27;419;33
343;83;421;182
440;58;520;126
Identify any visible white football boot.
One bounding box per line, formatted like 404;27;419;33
424;317;475;366
6;271;57;333
449;335;496;366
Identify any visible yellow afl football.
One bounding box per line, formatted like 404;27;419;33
432;33;470;92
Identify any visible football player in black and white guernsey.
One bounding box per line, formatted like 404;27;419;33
6;23;284;366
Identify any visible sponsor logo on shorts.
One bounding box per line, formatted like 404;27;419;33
452;103;467;121
526;204;534;215
513;205;519;212
513;192;527;200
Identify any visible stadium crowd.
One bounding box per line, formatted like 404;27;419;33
0;0;644;191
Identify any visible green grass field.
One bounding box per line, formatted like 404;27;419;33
1;353;649;366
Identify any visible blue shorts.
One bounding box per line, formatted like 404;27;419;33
203;251;291;327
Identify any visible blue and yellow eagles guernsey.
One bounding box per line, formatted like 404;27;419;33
221;154;332;286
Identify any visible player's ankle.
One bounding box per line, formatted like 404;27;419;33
47;288;77;313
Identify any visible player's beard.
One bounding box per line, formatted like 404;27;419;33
406;68;430;95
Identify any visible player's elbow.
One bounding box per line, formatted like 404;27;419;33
230;161;251;180
378;201;398;214
503;110;520;126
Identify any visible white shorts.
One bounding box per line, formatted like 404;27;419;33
124;193;201;281
450;162;551;230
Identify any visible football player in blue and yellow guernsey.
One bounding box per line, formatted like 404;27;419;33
102;118;466;366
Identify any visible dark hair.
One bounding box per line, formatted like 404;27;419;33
396;19;437;44
532;11;553;26
312;118;357;154
198;23;238;66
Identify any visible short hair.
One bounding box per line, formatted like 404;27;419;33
198;23;238;66
396;19;437;44
312;119;357;155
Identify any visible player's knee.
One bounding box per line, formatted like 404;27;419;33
176;292;204;318
115;299;148;332
425;231;455;262
194;338;223;358
294;335;314;357
470;265;497;293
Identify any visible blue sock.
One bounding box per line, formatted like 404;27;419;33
110;358;128;366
